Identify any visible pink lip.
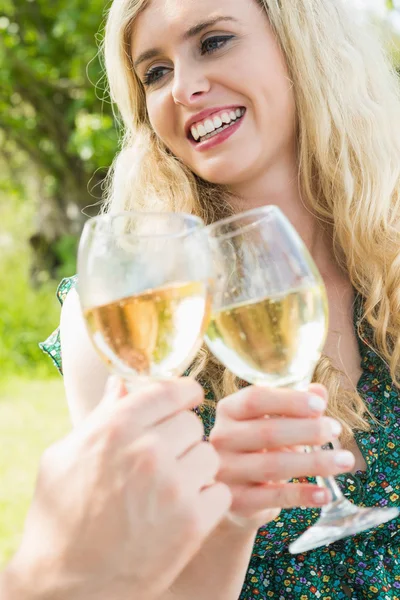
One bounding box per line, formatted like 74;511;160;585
185;105;245;138
189;111;245;152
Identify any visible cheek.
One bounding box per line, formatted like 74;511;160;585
146;94;181;151
276;90;296;143
147;99;164;139
244;42;294;123
254;70;296;141
272;81;295;126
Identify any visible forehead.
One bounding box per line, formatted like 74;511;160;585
132;0;257;49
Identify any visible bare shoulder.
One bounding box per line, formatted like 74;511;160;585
60;287;109;425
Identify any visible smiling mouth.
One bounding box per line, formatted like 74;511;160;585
189;108;246;144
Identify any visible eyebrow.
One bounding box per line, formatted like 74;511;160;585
132;16;238;71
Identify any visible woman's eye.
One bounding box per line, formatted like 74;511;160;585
201;35;234;56
143;66;170;87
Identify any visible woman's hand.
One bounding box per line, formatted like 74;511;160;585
210;383;355;529
6;378;231;600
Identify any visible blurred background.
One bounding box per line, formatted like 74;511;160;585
0;0;399;569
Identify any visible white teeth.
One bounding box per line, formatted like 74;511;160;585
189;108;246;142
191;125;200;141
197;123;206;137
204;119;215;133
213;115;222;128
200;123;231;141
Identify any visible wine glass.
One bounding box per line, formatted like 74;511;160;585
78;212;212;383
204;205;399;553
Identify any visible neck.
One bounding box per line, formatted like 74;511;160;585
227;159;341;280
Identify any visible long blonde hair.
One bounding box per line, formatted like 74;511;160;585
102;0;400;441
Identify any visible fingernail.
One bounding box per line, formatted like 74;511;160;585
308;395;326;413
334;451;354;468
328;418;342;438
313;490;328;504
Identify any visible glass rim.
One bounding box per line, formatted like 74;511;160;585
82;211;205;240
206;205;279;240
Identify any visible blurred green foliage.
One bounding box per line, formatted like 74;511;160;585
0;0;118;229
0;0;118;377
0;189;61;379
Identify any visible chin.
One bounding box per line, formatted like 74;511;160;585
192;159;253;187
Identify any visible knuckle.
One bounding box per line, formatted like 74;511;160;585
200;441;221;472
102;416;124;448
187;379;205;404
163;478;184;506
133;437;163;475
184;410;204;439
279;485;302;508
287;393;304;415
206;440;221;463
216;454;235;482
153;379;203;409
293;485;310;507
114;400;134;431
313;451;339;477
311;451;328;475
261;420;277;447
310;383;328;402
230;485;249;511
216;482;233;507
209;424;228;448
181;377;204;398
216;396;231;416
261;455;281;481
152;380;179;407
314;418;330;445
243;387;263;413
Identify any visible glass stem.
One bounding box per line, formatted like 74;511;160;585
305;447;343;503
290;375;345;506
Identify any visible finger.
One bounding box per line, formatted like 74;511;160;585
211;416;342;452
126;434;182;522
100;376;127;407
308;383;328;400
217;385;327;421
86;376;128;437
197;483;232;536
231;482;332;512
153;410;204;457
218;448;355;484
178;442;220;490
113;378;205;431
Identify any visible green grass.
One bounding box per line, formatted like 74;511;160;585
0;378;70;568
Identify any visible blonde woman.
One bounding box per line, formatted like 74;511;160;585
42;0;400;598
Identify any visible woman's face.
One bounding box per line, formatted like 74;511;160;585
131;0;296;188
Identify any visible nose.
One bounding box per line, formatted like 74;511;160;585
171;62;211;106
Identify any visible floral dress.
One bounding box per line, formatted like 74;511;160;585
41;276;400;600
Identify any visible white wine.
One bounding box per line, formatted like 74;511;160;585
205;284;327;387
85;281;210;379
